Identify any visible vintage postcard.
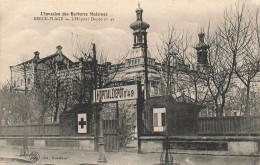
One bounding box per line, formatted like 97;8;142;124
0;0;260;164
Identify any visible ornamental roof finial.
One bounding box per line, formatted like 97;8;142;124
136;2;143;12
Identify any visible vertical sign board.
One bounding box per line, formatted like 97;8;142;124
78;113;87;133
153;108;166;132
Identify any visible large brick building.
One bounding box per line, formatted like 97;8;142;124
10;4;210;121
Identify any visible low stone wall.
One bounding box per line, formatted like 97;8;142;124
140;136;260;155
141;137;163;153
0;136;95;151
228;141;258;155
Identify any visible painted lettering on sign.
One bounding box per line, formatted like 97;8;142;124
93;85;138;103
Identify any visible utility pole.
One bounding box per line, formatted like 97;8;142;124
144;32;149;101
138;30;149;154
137;81;144;154
21;63;29;156
92;43;107;163
92;43;99;152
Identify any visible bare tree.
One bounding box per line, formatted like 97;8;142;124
156;26;209;106
156;26;194;97
71;37;128;102
206;3;254;116
177;32;210;105
156;26;179;96
231;7;260;115
34;59;74;123
0;82;15;125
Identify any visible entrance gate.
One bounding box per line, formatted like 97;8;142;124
103;120;117;151
93;82;143;152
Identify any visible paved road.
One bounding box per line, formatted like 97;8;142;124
0;147;259;165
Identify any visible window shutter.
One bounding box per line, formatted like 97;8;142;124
161;113;166;126
153;113;158;127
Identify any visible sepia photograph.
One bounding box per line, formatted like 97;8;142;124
0;0;260;164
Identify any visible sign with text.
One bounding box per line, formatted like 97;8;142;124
93;84;138;103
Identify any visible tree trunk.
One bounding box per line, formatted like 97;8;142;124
219;95;225;117
245;83;250;116
53;81;60;122
194;81;198;103
214;98;219;117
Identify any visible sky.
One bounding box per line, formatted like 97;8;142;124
0;0;260;84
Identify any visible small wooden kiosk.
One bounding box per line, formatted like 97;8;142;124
143;95;203;136
60;104;95;136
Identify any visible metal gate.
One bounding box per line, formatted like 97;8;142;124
103;120;118;151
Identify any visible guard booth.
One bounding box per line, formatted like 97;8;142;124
143;95;203;136
59;103;118;151
60;104;96;136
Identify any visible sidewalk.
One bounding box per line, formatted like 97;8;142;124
0;146;160;165
0;146;259;165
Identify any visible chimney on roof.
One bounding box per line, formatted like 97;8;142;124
34;51;40;60
56;45;62;54
198;33;205;44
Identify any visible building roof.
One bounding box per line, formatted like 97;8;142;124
194;33;210;50
13;58;35;67
126;47;151;59
136;2;143;12
13;50;73;67
149;95;204;109
130;20;150;30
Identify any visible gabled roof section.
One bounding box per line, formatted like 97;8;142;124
37;52;73;64
13;58;35;67
175;94;195;103
12;46;73;67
